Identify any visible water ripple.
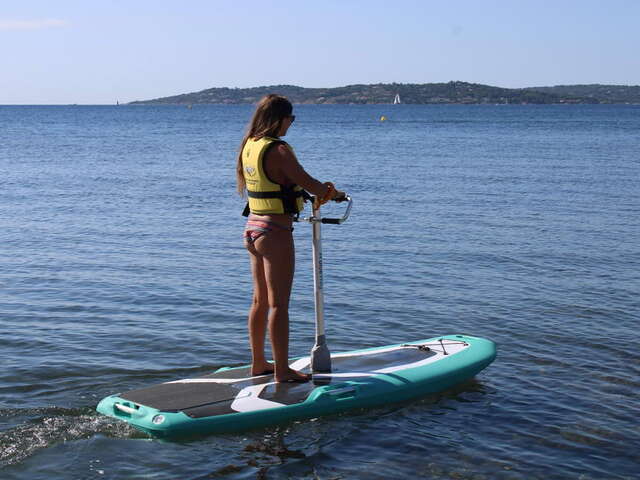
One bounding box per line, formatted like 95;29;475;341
1;104;639;479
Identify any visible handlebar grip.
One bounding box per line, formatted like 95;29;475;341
321;218;342;224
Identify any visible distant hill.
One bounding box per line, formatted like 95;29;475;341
129;81;640;105
525;84;640;104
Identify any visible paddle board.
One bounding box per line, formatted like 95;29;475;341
96;334;496;437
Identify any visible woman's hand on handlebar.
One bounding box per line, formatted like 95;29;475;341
332;190;347;202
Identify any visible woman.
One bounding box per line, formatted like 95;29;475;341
236;94;344;383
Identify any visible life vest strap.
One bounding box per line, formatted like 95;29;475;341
247;190;297;199
243;189;311;217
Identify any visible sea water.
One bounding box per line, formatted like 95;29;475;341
1;104;638;479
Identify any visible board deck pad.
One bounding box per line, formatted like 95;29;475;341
121;346;436;417
97;336;496;436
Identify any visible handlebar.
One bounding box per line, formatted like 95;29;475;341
296;195;353;224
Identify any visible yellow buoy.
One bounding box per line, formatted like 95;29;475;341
380;115;387;122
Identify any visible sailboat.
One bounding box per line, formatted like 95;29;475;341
393;93;401;104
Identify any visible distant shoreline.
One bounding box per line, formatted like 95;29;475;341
2;102;640;107
2;103;640;108
127;81;640;106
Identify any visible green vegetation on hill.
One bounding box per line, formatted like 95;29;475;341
525;84;640;104
129;81;639;105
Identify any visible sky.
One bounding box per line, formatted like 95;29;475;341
1;0;638;104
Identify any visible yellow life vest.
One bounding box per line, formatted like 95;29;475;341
242;136;306;215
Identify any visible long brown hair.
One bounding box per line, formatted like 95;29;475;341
236;94;293;196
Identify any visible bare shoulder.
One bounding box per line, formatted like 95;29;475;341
265;142;297;167
263;141;297;182
274;143;295;160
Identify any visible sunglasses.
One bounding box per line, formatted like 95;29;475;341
289;115;296;123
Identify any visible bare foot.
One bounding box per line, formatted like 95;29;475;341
251;361;274;376
275;368;311;383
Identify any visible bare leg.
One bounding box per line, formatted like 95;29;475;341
246;240;274;375
255;229;309;383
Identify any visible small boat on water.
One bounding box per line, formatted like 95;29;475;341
393;93;401;104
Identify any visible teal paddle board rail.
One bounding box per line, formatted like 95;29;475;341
96;334;496;437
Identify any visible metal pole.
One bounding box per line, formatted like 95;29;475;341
310;201;331;373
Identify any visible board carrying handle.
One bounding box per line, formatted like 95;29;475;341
311;384;359;402
326;386;357;399
114;401;145;418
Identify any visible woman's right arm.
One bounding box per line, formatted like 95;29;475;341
268;144;341;198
